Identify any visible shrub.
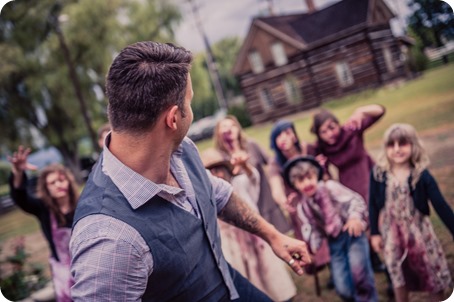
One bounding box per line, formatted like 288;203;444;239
0;237;48;301
228;103;252;128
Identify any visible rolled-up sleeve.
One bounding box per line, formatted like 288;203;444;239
70;215;152;301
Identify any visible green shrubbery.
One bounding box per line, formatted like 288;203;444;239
0;237;48;301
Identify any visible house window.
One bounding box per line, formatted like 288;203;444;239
248;51;264;74
259;88;274;110
383;47;395;73
271;42;288;66
283;76;301;104
335;61;354;87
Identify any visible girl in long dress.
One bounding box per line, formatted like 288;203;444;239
369;123;454;302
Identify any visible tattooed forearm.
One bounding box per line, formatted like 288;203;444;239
219;192;261;235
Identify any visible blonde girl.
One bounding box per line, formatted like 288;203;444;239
369;123;453;302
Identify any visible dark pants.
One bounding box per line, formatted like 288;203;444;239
229;265;272;302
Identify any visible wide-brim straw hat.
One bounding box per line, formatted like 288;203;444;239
200;148;233;172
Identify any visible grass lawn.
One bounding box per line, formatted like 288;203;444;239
1;63;453;301
198;63;454;153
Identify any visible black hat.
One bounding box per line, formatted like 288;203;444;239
283;155;323;189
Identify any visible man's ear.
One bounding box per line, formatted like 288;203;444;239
165;105;179;130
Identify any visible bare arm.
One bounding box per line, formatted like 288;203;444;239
218;191;311;275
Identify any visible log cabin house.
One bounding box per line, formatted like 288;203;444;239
232;0;410;124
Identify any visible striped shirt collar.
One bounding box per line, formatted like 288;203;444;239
101;133;184;210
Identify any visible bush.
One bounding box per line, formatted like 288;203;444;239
408;46;429;72
0;161;10;189
228;103;252;128
0;237;48;301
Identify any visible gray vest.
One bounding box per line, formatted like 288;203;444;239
73;140;235;301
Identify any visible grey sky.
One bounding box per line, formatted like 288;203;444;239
172;0;413;53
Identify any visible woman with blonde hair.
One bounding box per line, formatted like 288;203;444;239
8;146;80;302
213;115;291;233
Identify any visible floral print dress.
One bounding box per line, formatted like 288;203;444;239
379;174;452;292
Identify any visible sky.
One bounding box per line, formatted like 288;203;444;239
172;0;414;53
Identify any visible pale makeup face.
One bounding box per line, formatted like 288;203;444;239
218;119;240;150
386;139;412;166
318;118;341;145
275;128;297;152
46;172;69;199
292;170;319;197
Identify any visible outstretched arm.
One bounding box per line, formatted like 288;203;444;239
345;104;385;130
218;191;311;275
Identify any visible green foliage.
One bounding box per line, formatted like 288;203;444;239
191;54;219;120
408;45;429;72
211;37;242;97
190;36;243;121
407;0;454;48
406;27;430;72
0;0;182;176
0;237;48;301
227;103;252;128
0;161;11;188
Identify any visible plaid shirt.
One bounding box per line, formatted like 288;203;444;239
70;136;234;301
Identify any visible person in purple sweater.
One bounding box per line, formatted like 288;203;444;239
311;104;393;293
310;104;385;202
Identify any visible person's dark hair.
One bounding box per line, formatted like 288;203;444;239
106;41;193;132
310;109;339;140
270;120;302;168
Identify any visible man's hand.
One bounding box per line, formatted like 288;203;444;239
342;218;364;237
269;233;312;276
219;192;311;276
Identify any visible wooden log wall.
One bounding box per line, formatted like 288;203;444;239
239;26;407;124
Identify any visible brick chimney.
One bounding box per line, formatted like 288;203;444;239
305;0;316;13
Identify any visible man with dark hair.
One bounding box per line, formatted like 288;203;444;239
70;41;310;301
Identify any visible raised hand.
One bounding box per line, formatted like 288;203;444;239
7;146;37;188
8;146;38;174
230;150;250;175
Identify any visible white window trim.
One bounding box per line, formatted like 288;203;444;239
335;61;354;87
271;42;288;66
248;51;264;74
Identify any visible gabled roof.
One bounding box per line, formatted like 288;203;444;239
233;0;395;75
259;0;369;44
